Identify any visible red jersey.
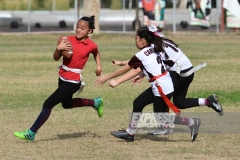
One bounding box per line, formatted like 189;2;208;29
58;36;98;81
142;0;156;11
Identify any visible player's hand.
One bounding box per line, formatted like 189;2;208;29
95;67;102;76
111;59;121;66
94;74;107;87
57;40;72;51
130;75;144;86
108;79;119;88
155;80;160;87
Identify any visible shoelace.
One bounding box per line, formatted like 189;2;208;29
118;128;126;132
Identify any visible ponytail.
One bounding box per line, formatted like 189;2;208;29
153;36;164;53
137;25;165;53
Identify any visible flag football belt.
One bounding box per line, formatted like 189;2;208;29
149;72;181;115
61;65;82;74
177;62;207;77
58;65;85;95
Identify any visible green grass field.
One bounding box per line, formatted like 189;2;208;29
0;32;240;160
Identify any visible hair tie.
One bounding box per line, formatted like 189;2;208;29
147;25;164;38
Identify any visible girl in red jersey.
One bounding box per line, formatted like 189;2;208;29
13;16;103;141
95;25;201;142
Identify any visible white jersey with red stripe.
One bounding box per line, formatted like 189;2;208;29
161;40;192;72
128;46;173;97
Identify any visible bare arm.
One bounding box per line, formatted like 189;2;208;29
93;52;102;76
53;47;62;61
111;59;130;66
108;67;142;88
94;64;131;87
130;72;145;86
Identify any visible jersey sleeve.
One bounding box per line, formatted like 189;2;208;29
91;42;99;55
128;55;143;69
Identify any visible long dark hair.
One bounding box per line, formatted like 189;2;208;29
137;26;164;53
79;15;95;33
162;38;178;48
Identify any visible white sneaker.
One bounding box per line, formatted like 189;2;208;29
148;128;173;135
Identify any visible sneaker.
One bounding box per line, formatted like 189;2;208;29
207;94;223;116
189;118;201;141
93;97;103;117
13;129;36;140
111;130;134;142
148;128;173;135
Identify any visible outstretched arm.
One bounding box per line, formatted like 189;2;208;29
94;64;131;87
108;67;142;88
111;59;130;66
130;72;145;86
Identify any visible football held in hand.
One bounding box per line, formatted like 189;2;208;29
58;36;73;58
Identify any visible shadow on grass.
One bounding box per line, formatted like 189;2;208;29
135;134;177;142
57;131;101;139
110;134;191;142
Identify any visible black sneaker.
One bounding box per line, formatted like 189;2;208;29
111;130;134;142
189;118;201;142
207;94;223;116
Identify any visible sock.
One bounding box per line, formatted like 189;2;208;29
72;98;94;108
178;117;189;125
126;127;135;135
174;116;194;127
188;118;194;126
127;112;140;135
30;108;52;133
198;98;209;106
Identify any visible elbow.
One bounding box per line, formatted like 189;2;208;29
53;55;60;61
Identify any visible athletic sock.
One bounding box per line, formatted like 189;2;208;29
72;98;94;108
188;118;194;126
126;127;135;135
198;98;210;106
30;108;52;133
178;117;189;125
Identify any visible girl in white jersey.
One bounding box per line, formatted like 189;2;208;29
111;29;223;117
95;26;201;142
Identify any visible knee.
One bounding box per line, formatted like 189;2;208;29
43;100;54;109
61;102;72;109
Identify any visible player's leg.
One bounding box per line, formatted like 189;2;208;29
150;90;201;141
173;115;201;141
61;82;103;117
111;87;154;142
13;79;80;140
172;71;197;109
171;70;223;115
149;93;173;135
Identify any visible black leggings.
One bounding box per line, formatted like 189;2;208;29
43;78;81;109
169;68;199;109
133;87;173;113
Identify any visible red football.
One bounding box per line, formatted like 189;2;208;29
58;36;73;59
